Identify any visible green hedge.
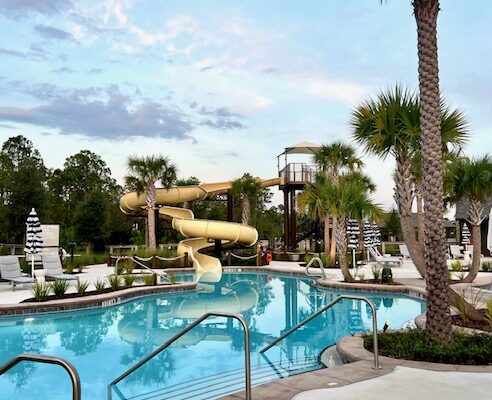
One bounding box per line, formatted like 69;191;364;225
364;330;492;365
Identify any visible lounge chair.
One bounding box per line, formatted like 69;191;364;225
449;245;464;259
399;244;411;259
42;253;79;282
0;256;35;291
368;247;403;267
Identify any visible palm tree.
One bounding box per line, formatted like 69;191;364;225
313;141;363;266
352;87;468;278
323;173;382;282
412;0;454;342
299;172;379;281
446;155;492;283
231;173;262;225
125;155;177;250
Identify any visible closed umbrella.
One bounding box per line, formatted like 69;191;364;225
347;219;359;268
25;208;43;277
363;220;374;248
461;222;471;245
372;223;381;247
487;209;492;253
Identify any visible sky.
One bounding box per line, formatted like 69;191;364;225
0;0;490;210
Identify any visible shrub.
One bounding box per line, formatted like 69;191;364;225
107;275;121;290
76;280;90;295
52;279;70;298
115;262;125;275
143;274;157;286
456;271;466;281
451;260;463;272
486;299;492;327
64;262;74;274
371;266;381;282
94;279;106;293
364;330;492;365
32;282;51;302
123;274;135;287
167;271;177;284
481;261;492;272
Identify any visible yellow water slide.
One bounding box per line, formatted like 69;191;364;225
120;177;282;281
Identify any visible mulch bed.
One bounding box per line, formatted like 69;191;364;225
451;310;491;332
21;286;148;303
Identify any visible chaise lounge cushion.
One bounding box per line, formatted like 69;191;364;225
42;254;79;281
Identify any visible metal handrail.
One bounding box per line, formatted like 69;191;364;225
0;353;81;400
108;312;251;400
305;256;327;279
260;295;381;370
113;256;170;282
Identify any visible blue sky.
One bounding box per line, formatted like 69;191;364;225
0;0;490;209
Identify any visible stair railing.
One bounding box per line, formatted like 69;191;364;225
108;312;251;400
0;353;81;400
260;294;381;370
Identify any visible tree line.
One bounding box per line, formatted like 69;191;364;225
0;135;282;251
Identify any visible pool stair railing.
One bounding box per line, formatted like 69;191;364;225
108;312;252;400
260;294;381;370
304;256;328;279
0;353;81;400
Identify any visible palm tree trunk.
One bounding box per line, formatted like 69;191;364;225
336;216;354;282
415;182;425;245
414;0;452;342
146;186;157;250
329;217;337;267
395;155;426;276
242;196;250;225
323;215;331;254
460;199;483;283
147;206;156;250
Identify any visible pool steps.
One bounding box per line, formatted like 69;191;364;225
118;357;320;400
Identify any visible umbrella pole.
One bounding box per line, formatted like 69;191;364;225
352;249;356;269
31;255;34;277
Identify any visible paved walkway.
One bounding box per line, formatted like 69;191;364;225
292;366;492;400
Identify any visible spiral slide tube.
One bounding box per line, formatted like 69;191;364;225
120;178;281;282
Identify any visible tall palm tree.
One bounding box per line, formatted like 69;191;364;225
412;0;453;342
352;87;468;278
313;141;363;265
125;155;177;250
231;173;262;225
446;155;492;283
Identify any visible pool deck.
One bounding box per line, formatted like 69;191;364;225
220;335;492;400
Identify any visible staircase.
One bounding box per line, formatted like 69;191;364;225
113;357;320;400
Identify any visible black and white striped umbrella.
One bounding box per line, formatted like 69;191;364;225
363;220;374;248
347;219;360;249
25;208;43;276
371;223;381;247
461;222;471;245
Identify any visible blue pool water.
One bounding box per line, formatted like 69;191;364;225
0;272;425;399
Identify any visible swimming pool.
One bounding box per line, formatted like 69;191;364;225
0;272;425;399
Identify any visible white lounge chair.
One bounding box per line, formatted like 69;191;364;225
368;247;403;267
42;253;79;282
0;256;35;291
399;244;411;260
449;245;464;259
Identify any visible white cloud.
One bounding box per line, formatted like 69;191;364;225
303;78;367;104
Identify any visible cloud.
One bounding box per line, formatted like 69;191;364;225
87;68;104;74
0;0;73;18
0;84;246;139
0;46;50;61
302;78;367;104
51;66;75;74
34;24;76;42
0;123;15;129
